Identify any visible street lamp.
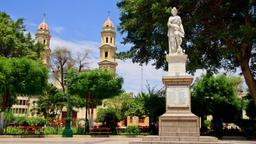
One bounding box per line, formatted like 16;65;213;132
62;72;75;137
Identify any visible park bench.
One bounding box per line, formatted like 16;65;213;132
89;127;112;136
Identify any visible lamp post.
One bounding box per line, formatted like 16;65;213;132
62;73;75;137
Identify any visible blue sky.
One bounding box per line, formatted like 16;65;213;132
1;0;168;94
1;0;122;42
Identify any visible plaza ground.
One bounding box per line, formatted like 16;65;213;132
0;136;255;144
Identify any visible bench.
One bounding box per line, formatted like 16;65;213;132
89;127;112;136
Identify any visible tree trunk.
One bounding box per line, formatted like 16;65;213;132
238;44;256;106
240;60;256;105
1;90;11;111
85;105;88;121
60;64;65;92
91;108;94;128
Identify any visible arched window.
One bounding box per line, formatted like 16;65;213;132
105;51;108;59
110;37;113;43
106;37;108;43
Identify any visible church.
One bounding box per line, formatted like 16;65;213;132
10;15;149;128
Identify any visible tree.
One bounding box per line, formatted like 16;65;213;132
51;48;90;92
244;94;256;120
123;96;145;118
103;92;133;120
36;83;85;119
139;86;165;124
36;84;65;119
74;50;90;72
117;0;256;105
96;107;120;133
51;48;75;92
68;69;123;127
0;57;48;112
0;12;44;59
191;74;242;124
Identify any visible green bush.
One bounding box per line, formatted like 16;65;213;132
4;127;24;135
3;110;15;127
204;119;211;128
44;127;64;135
126;125;140;134
14;117;28;126
27;117;47;126
13;116;47;126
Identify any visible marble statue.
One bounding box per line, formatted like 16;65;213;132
167;7;185;54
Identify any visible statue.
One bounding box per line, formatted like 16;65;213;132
167;7;185;54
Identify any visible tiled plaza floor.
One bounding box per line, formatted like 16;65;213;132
0;137;255;144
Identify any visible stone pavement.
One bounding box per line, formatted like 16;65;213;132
0;137;255;144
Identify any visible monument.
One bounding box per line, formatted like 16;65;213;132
130;7;220;144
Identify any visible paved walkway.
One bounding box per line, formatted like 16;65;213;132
0;137;255;144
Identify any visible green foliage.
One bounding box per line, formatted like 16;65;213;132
204;120;211;128
191;74;242;123
13;116;46;126
123;96;145;117
96;107;120;133
14;117;28;126
3;110;14;127
125;125;140;134
0;57;48;111
245;96;256;119
4;127;24;135
0;12;44;59
246;100;256;119
36;84;65;118
117;0;256;105
27;117;47;126
138;85;165;123
69;69;123;109
43;127;64;135
103;92;132;120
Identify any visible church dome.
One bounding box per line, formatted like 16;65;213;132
38;16;49;30
103;17;113;27
38;21;48;30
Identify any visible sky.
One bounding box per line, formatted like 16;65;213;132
1;0;168;94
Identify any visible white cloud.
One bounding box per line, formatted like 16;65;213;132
117;59;167;95
50;37;167;94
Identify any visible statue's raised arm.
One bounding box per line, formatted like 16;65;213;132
167;7;185;54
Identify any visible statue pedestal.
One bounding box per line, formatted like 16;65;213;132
130;54;221;144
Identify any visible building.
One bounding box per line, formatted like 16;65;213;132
98;16;117;72
35;15;51;66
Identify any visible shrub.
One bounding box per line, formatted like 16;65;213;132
27;117;47;126
13;116;47;126
3;110;15;127
126;125;140;134
4;127;24;135
14;117;28;126
44;127;64;135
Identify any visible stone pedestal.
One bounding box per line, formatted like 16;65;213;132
130;54;222;144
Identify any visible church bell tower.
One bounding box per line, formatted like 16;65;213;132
98;16;117;73
35;15;51;67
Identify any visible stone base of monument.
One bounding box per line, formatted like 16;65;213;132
159;112;200;137
130;112;221;144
